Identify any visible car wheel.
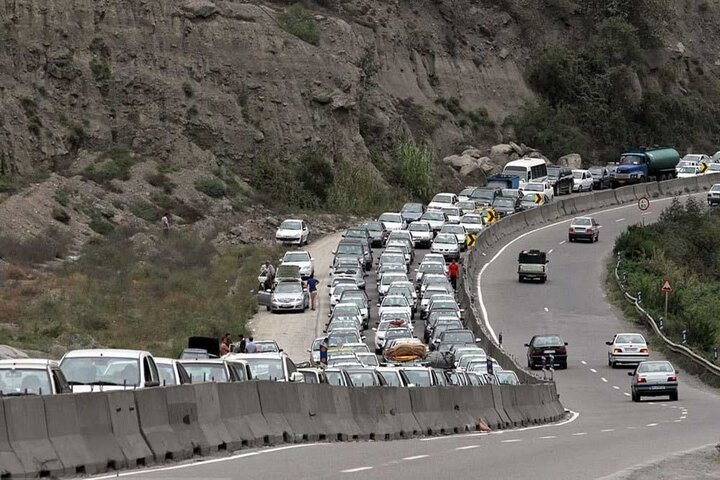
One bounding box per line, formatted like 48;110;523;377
518;275;524;282
669;391;678;401
608;356;613;367
569;236;573;243
631;390;639;402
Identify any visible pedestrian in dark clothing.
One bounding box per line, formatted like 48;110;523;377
319;337;329;365
234;334;246;353
449;259;460;290
306;274;319;310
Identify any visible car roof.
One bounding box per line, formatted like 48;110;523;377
62;349;149;359
226;352;287;360
0;359;58;368
178;358;228;365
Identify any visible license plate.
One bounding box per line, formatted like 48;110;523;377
625;348;638;352
649;386;665;390
543;350;555;354
574;228;586;232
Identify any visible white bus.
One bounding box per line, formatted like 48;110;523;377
502;158;548;187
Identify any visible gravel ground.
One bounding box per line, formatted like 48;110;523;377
600;444;720;480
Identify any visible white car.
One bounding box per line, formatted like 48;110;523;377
378;272;410;297
415;261;446;283
707;183;720;206
423;253;448;265
522;181;555;202
420;291;455;318
460;214;484;234
276;219;309;246
705;163;720;175
571;169;594;192
430;233;460;260
441;206;461;224
440;224;468;247
677;165;702;178
457;186;478;202
0;359;71;395
60;349;162;392
280;250;314;279
427;192;458;209
378;212;406;231
155;357;192;386
378;294;412;320
407;221;434;248
607;333;649;368
678;154;709;171
420;210;448;232
387;230;414;245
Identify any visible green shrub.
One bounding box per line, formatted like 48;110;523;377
89;57;111;82
0;226;73;266
53;187;72;206
327;160;400;215
396;139;434;203
194;177;226;198
146;172;176;194
89;217;114;235
51;206;71;224
129;201;161;222
278;4;320;45
83;149;135;185
0;176;18;194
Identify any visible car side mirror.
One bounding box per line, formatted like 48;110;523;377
564;342;568;346
376;303;381;307
361;336;367;341
627;372;634;376
524;343;530;347
331;251;336;255
327;284;331;288
476;338;481;343
279;349;283;352
266;289;272;293
605;341;612;346
290;372;305;383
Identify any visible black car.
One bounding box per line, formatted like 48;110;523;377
469;187;502;206
525;334;568;369
361;221;388;248
588;166;612;190
401;203;426;223
546;165;574;195
491;196;521;217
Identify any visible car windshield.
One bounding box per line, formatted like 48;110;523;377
547;166;560;178
503;166;528;181
380;256;405;266
182;363;229;383
301;372;318;383
572;171;587;179
333;285;357;297
61;357;140;386
378;371;401;386
337;244;362;255
403;370;432;387
572;218;592;226
588;167;604;176
711;185;720;192
434;234;456;244
0;368;53;395
283;252;309;262
280;220;301;230
255;343;279;353
422;212;444;221
497;371;519;385
335;305;360;316
432;194;454;204
381;274;407;285
386;329;412;340
383;297;408;307
348;371;377;386
244;358;285;381
616;334;646;344
357;354;379;367
442;225;464;234
442;208;459;216
420;263;444;273
157;364;177;386
379;214;401;223
620;154;643;166
328;333;359;347
709;165;720;172
637;362;673;373
325;371;344;385
524;183;543;191
462;216;483;224
493;198;514;207
442;331;475;343
532;336;563;347
409;223;429;232
522;194;540;203
682;155;703;162
679;166;697;173
471;189;495;201
346;230;367;238
402;203;424;212
363;222;382;231
502;189;520;198
459;187;476;197
275;283;302;294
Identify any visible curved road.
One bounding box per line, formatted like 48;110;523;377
94;194;720;480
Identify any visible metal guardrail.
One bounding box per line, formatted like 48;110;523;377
613;258;720;378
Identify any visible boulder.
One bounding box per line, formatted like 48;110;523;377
0;345;29;360
490;144;514;156
461;148;484;159
557;153;583;169
476;157;499;174
509;141;524;156
442;154;475;170
180;0;219;19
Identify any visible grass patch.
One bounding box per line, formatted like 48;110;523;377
129;201;161;222
0;232;285;356
146;172;176;194
0;226;73;266
194;177;227;198
53;187;72;206
0;176;19;194
83;149;135;185
326;159;402;215
278;3;320;45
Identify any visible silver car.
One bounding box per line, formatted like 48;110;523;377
606;333;649;367
269;281;309;313
629;361;678;402
430;233;460;260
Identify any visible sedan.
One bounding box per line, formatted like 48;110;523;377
607;333;649;367
588;166;612;190
420;210;448;233
440;224;468;248
572;170;594;192
568;216;600;242
708;183;720;206
378;295;413;321
629;361;678;402
275;219;309;246
280;250;314;279
269;281;309;313
408;221;434;248
378;212;406;231
491;196;520;217
525;334;568;369
362;221;388;247
401;202;426;223
460;214;485;234
430;233;460;260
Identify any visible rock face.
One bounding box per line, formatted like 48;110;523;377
557;153;583;170
443;144;543;179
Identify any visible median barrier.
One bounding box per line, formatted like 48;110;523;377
285;382;326;442
255;381;300;443
516;385;548;424
468;385;506;430
409;387;456;435
697;174;717;190
134;387;192;462
377;387;422;438
349;387;391;440
539;384;564;420
43;393;101;476
217;382;271;447
0;398;26;478
523;206;544;227
327;385;365;440
678;176;700;193
591;189;619;208
166;384;216;456
106;390;154;468
4;396;64;477
495;385;524;427
558;197;577;216
308;384;353;441
573;193;596;213
539;202;563;222
658;178;683;197
639;183;659;199
193;383;233;452
614;185;636;204
72;392;128;474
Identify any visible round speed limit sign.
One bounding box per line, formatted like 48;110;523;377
638;196;650;211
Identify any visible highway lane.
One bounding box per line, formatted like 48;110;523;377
98;194;720;480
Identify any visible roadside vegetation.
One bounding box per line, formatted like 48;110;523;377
0;230;284;357
278;3;320;45
511;1;720;161
612;198;720;358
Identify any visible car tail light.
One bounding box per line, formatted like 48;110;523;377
568;227;574;233
668;375;677;381
640;348;648;353
587;228;593;233
613;348;623;353
637;376;646;383
557;347;566;354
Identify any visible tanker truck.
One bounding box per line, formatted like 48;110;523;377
610;147;680;188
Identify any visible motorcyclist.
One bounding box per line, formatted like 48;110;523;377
260;259;276;291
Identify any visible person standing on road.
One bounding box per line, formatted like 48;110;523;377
306;273;319;310
234;334;246;353
220;333;231;356
161;212;171;235
319;337;329;366
261;260;276;291
245;337;257;353
449;259;460;290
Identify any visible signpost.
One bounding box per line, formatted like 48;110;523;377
638;196;650;226
534;193;543;205
660;278;673;321
484;208;498;225
466;233;477;248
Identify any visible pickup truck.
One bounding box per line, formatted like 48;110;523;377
518;250;548;283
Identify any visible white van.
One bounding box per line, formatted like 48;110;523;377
60;349;161;392
502;158;548;187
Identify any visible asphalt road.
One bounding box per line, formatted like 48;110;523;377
98;193;720;480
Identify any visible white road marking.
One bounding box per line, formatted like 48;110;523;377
674;420;683;423
544;307;549;312
601;377;608;383
559;240;566;245
601;429;615;432
613;386;620;390
623;393;631;397
661;403;668;407
646;423;658;427
548;249;554;254
455;445;480;451
539;435;557;439
615;218;626;223
680;416;687;420
572;432;587;436
341;467;374;473
91;444;320;478
501;439;522;443
581;360;587;365
590;368;597;373
476;195;689;343
402;455;429;461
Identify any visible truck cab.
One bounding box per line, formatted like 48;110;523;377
611;148;680;187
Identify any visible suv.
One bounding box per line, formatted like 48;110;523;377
60;349;162;392
0;359;72;395
546;164;574;195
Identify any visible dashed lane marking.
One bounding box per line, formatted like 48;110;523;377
615;218;626;223
613;386;620;390
544;307;549;312
402;455;429;461
601;429;615;432
623;393;631;397
646;423;658;427
341;467;373;473
559;240;566;245
501;439;522;443
455;445;481;451
590;368;597;373
601;377;608;383
548;249;554;254
581;361;587;365
572;432;587;436
539;436;557;440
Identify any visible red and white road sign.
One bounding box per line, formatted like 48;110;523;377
638;196;650;212
660;278;673;293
